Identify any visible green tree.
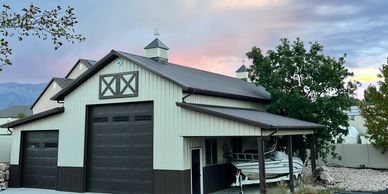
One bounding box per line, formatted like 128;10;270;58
17;111;25;119
0;4;85;71
247;38;358;159
359;62;388;152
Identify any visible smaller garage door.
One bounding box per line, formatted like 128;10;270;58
21;131;59;189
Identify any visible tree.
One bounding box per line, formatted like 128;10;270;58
17;111;25;119
359;61;388;152
246;38;359;159
0;4;85;71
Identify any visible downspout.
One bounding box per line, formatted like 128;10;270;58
7;127;12;134
182;89;195;103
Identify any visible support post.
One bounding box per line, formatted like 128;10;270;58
287;136;294;193
257;137;266;194
308;134;317;178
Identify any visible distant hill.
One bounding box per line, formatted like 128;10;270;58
0;82;46;110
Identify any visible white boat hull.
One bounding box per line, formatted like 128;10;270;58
230;151;304;186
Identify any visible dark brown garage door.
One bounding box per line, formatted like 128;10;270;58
21;131;58;189
86;102;153;194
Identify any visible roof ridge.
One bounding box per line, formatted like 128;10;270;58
116;50;257;83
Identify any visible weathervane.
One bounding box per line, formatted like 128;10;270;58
242;57;246;65
154;28;160;38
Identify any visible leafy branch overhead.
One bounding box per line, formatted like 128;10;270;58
247;38;359;160
0;4;85;70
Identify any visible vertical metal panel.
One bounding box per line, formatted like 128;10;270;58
185;94;267;111
203;164;235;194
9;164;21;187
181;109;262;137
153;170;191;194
57;167;85;192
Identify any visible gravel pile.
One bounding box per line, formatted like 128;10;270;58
324;166;388;192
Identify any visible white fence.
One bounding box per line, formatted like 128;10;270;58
319;144;388;169
0;135;11;163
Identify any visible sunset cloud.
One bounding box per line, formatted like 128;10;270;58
0;0;387;100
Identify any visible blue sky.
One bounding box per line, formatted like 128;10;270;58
0;0;387;99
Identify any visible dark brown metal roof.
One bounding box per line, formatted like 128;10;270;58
176;102;325;130
144;38;169;50
236;65;247;72
52;50;271;102
0;107;64;128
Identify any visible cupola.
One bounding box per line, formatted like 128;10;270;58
144;37;169;62
235;64;249;81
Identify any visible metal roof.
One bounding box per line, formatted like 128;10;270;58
144;38;169;50
53;78;73;88
30;78;74;109
80;59;97;68
0;105;32;118
0;107;64;128
176;103;325;130
65;58;97;78
52;50;271;102
236;65;247;72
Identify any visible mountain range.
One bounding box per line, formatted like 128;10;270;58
0;82;46;110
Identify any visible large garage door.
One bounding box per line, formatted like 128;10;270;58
21;131;58;189
86;102;153;194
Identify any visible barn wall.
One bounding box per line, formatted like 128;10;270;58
10;56;268;171
184;93;267;110
66;62;89;79
32;81;63;114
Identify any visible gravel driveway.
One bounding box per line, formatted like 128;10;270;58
325;167;388;192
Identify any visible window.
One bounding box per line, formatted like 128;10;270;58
113;116;129;122
92;117;108;123
205;139;217;165
135;115;152;121
231;137;242;153
45;142;58;148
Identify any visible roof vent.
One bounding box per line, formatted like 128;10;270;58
144;38;169;63
236;65;249;81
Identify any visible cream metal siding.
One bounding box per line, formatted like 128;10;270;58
145;48;167;59
10;114;63;165
181;108;262;137
60;57;184;169
32;81;63;114
236;71;249;80
184;94;267;110
66;62;89;79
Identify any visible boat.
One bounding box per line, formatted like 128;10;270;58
230;150;304;186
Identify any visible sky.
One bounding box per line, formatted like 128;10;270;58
0;0;387;99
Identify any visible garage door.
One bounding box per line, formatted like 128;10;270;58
86;102;153;193
21;131;58;189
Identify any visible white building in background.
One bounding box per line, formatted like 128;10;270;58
0;106;32;162
342;106;370;144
